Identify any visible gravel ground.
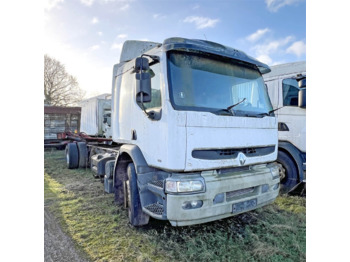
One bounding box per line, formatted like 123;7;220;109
44;207;90;262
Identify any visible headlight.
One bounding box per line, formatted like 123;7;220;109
269;164;280;180
182;200;203;210
178;181;204;192
165;178;205;193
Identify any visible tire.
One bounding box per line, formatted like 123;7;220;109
65;143;79;169
77;142;88;168
276;151;298;193
125;163;150;226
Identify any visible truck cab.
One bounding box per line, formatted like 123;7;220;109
109;38;280;226
263;62;306;193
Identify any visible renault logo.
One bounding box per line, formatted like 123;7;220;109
238;153;247;166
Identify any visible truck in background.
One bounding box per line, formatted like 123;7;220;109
263;61;306;194
80;93;112;138
65;37;280;227
44;95;113;150
80;94;112;138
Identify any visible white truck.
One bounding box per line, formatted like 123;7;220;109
80;93;112;138
65;37;280;226
263;61;306;194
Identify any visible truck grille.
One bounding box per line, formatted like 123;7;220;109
148;180;164;188
226;187;256;201
145;203;164;215
192;146;275;160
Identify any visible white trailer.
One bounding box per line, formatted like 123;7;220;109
263;61;306;193
65;37;280;227
80;94;112;138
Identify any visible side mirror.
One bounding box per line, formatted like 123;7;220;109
135;57;151;103
298;88;306;108
135;57;149;71
136;72;151;102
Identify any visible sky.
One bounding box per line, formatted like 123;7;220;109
3;1;350;260
44;0;306;98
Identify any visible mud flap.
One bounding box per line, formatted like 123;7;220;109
288;180;306;197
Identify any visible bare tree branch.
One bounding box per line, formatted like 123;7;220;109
44;54;85;106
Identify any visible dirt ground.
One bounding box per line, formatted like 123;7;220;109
44;207;90;262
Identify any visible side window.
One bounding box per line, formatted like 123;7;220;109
143;62;161;109
282;78;299;106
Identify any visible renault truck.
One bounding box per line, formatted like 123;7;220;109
263;61;306;194
65;37;280;226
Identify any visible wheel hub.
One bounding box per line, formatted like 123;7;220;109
276;163;286;181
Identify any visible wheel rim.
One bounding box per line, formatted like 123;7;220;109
66;153;69;164
276;162;286;182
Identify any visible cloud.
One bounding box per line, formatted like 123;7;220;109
256;54;273;65
183;16;219;29
111;43;123;50
80;0;95;6
90;45;100;51
44;0;64;11
98;31;103;36
265;0;303;12
120;3;130;11
111;33;129;50
91;17;99;24
253;36;293;55
246;28;270;42
192;4;200;10
252;36;293;65
286;40;306;57
153;14;167;20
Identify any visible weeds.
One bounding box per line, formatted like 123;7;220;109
44;150;306;262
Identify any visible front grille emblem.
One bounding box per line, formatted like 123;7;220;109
238;153;247;166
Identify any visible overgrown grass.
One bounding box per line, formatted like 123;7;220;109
44;149;306;262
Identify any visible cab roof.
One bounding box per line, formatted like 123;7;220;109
119;37;271;74
162;37;271;74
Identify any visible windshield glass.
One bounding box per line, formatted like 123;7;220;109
167;51;273;116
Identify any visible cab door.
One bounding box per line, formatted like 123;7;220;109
277;77;306;152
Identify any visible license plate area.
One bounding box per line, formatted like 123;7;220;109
232;199;257;213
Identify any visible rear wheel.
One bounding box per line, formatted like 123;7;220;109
276;151;298;193
65;143;79;169
125;163;149;226
77;142;88;168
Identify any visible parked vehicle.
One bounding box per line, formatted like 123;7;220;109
80;93;112;138
65;37;280;226
263;61;306;194
44;95;113;149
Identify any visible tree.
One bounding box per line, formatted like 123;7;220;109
44;54;85;106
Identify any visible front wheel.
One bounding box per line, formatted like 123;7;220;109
125;163;149;226
276;151;298;193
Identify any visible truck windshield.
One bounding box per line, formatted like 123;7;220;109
167;51;273;116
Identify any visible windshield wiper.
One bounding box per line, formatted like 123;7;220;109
227;98;246;111
257;106;284;117
211;108;234;116
211;98;247;116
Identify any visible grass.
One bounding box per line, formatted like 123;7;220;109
44;149;306;262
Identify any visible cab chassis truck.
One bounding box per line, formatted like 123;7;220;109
263;62;306;195
65;37;280;226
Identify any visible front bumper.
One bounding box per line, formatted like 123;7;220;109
166;163;280;226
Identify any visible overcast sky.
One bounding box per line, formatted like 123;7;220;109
44;0;306;98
